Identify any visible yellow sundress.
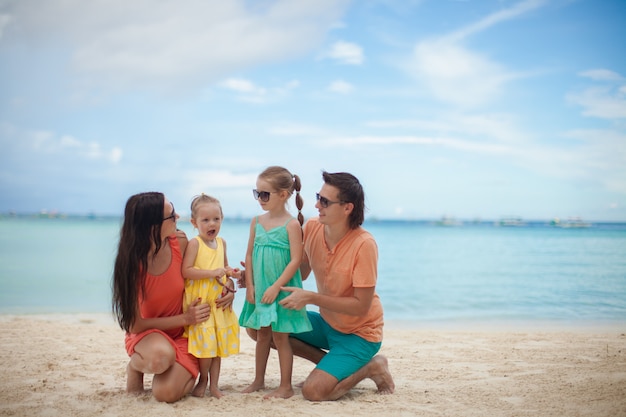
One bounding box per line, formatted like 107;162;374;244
183;236;240;358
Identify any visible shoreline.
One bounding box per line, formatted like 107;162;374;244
1;314;625;416
2;312;624;332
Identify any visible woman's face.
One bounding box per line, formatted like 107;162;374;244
161;198;179;238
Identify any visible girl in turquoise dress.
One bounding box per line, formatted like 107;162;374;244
239;166;312;399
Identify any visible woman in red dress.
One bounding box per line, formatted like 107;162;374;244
112;192;234;402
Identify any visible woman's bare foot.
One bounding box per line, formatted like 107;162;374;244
191;376;208;397
242;380;265;393
369;355;395;394
263;386;294;399
126;363;144;394
209;386;224;399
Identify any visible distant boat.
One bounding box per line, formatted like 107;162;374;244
435;216;462;227
551;217;591;228
496;216;526;227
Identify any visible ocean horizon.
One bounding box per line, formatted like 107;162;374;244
1;215;625;328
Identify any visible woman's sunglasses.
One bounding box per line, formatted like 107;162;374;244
316;193;345;208
252;189;276;202
162;203;177;222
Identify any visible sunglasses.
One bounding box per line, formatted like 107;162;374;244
316;193;345;208
162;203;176;222
252;189;276;202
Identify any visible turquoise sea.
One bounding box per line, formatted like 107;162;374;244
1;215;625;328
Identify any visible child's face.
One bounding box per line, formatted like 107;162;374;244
191;202;223;241
255;178;285;211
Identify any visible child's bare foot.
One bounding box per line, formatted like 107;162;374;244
369;355;395;395
242;380;265;393
192;376;208;397
209;386;224;399
263;386;294;399
126;363;144;394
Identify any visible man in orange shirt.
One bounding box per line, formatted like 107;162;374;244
280;171;395;401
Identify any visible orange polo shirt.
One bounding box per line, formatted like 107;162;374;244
303;218;384;342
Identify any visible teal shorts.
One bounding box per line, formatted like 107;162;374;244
291;311;381;381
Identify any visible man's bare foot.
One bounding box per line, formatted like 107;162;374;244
126;363;144;394
209;386;224;399
192;377;208;397
369;355;395;394
263;386;294;399
242;380;265;393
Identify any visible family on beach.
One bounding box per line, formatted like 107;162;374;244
111;167;395;403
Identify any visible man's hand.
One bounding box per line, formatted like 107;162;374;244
279;286;309;310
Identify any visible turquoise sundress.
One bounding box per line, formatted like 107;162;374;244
239;217;312;333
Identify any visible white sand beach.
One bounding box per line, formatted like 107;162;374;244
0;314;625;416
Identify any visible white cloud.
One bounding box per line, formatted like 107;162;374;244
320;134;514;155
580;69;624;82
60;135;81;148
408;0;544;107
0;13;11;40
0;0;350;92
179;169;257;206
443;0;545;43
410;40;512;106
326;41;364;65
568;70;626;120
9;126;123;164
219;77;299;103
110;147;123;164
328;79;354;94
221;78;266;95
269;123;329;137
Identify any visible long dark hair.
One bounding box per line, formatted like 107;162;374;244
322;171;365;229
112;192;165;332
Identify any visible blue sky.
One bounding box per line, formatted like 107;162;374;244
1;0;625;221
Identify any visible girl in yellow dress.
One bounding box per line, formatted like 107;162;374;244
182;194;241;398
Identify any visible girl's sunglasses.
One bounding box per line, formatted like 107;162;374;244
252;189;276;202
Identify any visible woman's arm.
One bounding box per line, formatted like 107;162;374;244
128;298;209;334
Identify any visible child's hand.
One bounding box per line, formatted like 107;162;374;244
216;286;235;310
261;285;280;304
228;267;242;279
245;286;255;304
214;268;227;278
237;262;247;288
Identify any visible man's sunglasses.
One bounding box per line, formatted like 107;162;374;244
316;193;345;208
252;189;276;202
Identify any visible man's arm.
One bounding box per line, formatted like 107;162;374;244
280;286;375;316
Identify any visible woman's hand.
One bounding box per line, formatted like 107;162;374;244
216;280;235;310
185;298;211;325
